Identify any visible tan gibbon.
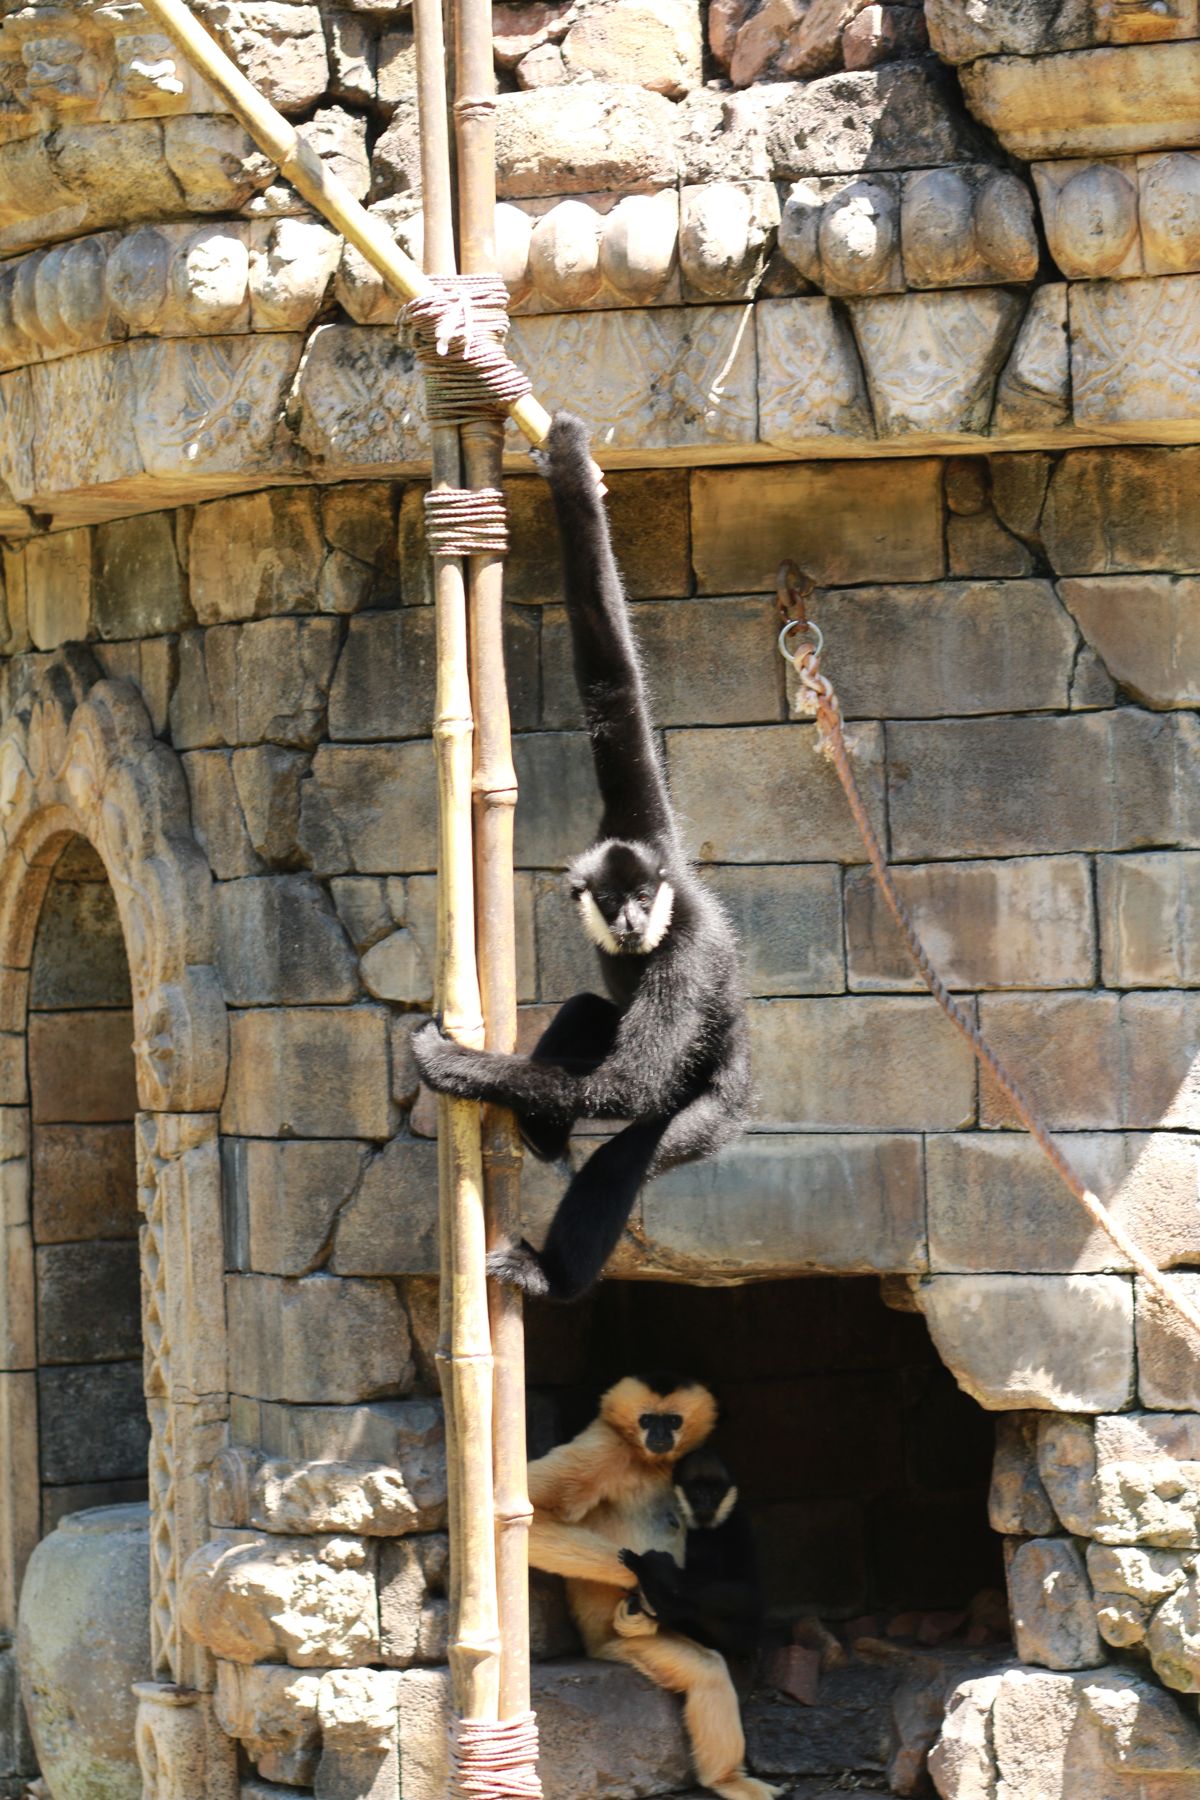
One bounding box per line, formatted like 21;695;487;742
527;1372;781;1800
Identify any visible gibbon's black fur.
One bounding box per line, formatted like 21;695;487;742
412;411;751;1302
620;1449;764;1659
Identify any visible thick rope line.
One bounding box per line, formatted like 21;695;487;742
783;630;1200;1343
403;274;533;424
451;1712;542;1800
424;486;509;556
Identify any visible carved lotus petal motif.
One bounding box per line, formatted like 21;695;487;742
850;288;1027;435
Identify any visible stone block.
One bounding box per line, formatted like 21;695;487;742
299;743;439;875
93;512;189;641
226;1272;412;1403
756;296;876;448
0;1214;32;1372
960;42;1200;161
0;1371;37;1631
221;1137;368;1276
946;512;1035;579
329;1137;439;1277
846;856;1095;992
917;1274;1135;1412
228;1450;442;1537
24;529;92;651
927;1670;1004;1800
327;610;435;743
215;876;360;1005
541;596;781;730
1092;1411;1200;1547
704;864;843;997
928;1132;1200;1274
1043;447;1200;575
981;1663;1200;1799
667;722;886;864
222;1007;392;1140
214;1660;321;1783
204;2;329;113
850;288;1026;437
494;83;678;198
887;711;1199;860
1072;274;1200;430
993;282;1071;433
561;0;701;95
925;0;1092;62
232;745;310;869
210;616;342;747
1099;851;1200;986
767;63;984;177
978;991;1200;1129
378;1534;448;1665
181;1533;379;1668
31;1123;137;1244
751;996;976;1129
1005;1537;1104;1671
28;1010;136;1124
189;490;325;623
691;459;944;592
396;1661;690;1800
241;1397;446;1511
516;468;689;604
679;180;779;302
1059;575;1200;708
511;733;599;869
843;3;928;66
989;1413;1058;1537
639;1131;926;1277
35;1241;140;1365
1134;1274;1200;1410
183;750;264;880
38;1360;149;1483
30;875;131;1011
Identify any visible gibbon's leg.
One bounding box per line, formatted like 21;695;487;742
518;992;621;1162
533;1116;671;1301
600;1632;782;1800
528;1517;637;1589
647;1087;743;1181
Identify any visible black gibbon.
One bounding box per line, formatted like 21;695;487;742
620;1448;765;1660
413;411;752;1302
526;1374;779;1800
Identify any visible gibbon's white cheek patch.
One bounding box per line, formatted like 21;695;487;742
712;1484;738;1528
642;880;675;950
675;1486;698;1530
577;888;622;954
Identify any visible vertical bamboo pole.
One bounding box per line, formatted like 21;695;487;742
413;0;502;1730
453;0;535;1725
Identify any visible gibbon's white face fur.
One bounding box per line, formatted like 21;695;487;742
571;838;675;956
676;1482;738;1531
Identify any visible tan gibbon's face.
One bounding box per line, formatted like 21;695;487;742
600;1373;718;1464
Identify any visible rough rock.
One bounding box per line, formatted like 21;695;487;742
226;1272;412;1404
1098;851;1200;987
1005;1537;1104;1671
215;1659;321;1784
989;1413;1058;1538
494;83;678;198
960;42;1200;161
925;0;1093;63
180;1533;380;1668
768;64;985;178
1058;575;1200;708
561;0;701;96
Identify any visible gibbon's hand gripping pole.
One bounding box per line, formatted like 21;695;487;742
777;563;1200;1344
132;0;552;451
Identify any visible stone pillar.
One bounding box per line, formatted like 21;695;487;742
134;1683;238;1800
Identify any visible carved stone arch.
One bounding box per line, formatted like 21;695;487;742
0;649;236;1797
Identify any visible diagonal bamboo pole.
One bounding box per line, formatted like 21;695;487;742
413;0;502;1733
134;0;551;449
453;0;536;1730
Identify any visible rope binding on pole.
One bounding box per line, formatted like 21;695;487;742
776;559;1200;1345
451;1712;542;1799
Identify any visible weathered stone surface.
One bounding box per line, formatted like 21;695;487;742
221;1137;368;1276
561;0;701;95
847;855;1094;993
299;743;439;876
214;1660;320;1784
917;1274;1135;1412
494;83;678;198
397;1661;690;1800
183;750;262;879
189;490;324;623
38;1361;149;1483
173;616;341;749
1005;1537;1103;1671
1134;1274;1200;1411
946;510;1035;579
693;865;844;998
751;997;975;1129
29;1009;136;1123
1098;851;1200;986
1072;274;1200;429
887;711;1199;860
35;1241;139;1365
960;42;1200;161
24;529;91;650
216;876;360;1006
925;0;1092;62
232;744;309;869
778;175;903;297
691;458;943;591
928;1131;1200;1274
639;1131;926;1277
378;1534;448;1665
223;1007;392;1139
667;722;886;863
214;1445;443;1537
180;1533;379;1668
18;1504;149;1800
989;1413;1058;1537
329;1137;438;1277
927;1670;1002;1800
679;181;778;302
1144;1570;1200;1693
202;3;329;113
1035;1415;1099;1538
843;3;929;67
851;289;1026;436
227;1271;411;1403
1058;575;1200;708
1034;158;1142;281
1091;1412;1200;1547
1043;446;1200;575
977;991;1200;1129
993;282;1071;432
768;64;984;177
756;295;875;446
31;1123;136;1244
93;512;189;640
1087;1542;1190;1650
31;869;130;1011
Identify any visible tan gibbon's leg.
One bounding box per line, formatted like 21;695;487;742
598;1630;783;1800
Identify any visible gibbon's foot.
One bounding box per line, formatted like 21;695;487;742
613;1595;659;1638
517;1114;572;1165
485;1239;551;1298
708;1777;785;1800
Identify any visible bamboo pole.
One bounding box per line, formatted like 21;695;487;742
413;0;503;1730
453;0;535;1728
135;0;551;448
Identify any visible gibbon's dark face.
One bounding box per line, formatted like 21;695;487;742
673;1449;739;1530
569;839;675;956
601;1374;718;1462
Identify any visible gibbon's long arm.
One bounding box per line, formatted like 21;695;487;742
545;414;675;850
529;1518;637;1589
624;1551;761;1629
528;1421;631;1520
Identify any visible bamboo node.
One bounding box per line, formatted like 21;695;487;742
450;1711;542;1800
402;274;532;423
454;93;498;122
425;485;509;556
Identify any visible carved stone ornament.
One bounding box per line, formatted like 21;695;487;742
134;1682;238;1800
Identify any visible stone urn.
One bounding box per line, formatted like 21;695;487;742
17;1503;151;1800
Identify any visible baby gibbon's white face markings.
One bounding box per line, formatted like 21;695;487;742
576;878;675;956
675;1480;737;1529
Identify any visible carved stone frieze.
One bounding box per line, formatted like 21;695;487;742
135;1683;238;1800
1071;274;1200;429
959;41;1200;161
1035;151;1200;281
849;287;1027;437
756;296;874;448
993;283;1072;433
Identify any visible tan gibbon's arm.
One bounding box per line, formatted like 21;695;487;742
527;1420;627;1523
529;1518;637;1588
